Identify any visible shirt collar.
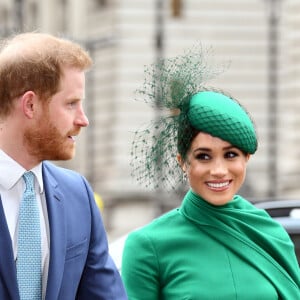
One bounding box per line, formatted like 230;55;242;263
0;149;44;192
31;163;44;193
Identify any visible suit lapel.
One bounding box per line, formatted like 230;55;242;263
42;165;66;300
0;197;19;300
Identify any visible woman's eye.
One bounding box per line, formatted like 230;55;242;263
195;153;210;160
225;151;238;159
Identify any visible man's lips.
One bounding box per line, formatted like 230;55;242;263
68;131;80;141
68;135;77;141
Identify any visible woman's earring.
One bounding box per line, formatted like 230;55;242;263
183;172;187;182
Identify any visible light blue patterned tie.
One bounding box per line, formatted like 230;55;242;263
17;171;42;300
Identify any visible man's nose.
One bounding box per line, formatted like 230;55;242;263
75;108;89;127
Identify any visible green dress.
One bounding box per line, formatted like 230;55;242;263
122;190;300;299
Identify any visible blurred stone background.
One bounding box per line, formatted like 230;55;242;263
1;0;300;241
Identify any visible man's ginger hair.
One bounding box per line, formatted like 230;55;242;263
0;32;92;117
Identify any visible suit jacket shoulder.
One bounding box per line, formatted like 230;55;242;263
41;161;127;300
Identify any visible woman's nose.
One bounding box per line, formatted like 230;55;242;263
210;159;227;177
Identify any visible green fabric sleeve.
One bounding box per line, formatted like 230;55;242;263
122;229;160;300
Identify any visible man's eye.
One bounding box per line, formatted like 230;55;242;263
68;102;76;108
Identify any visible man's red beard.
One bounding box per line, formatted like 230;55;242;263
24;116;79;162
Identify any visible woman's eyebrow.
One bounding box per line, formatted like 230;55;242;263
193;147;211;153
224;145;237;151
193;145;236;153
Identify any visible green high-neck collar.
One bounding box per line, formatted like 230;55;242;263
179;190;300;299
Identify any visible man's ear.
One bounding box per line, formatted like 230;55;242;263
21;91;36;118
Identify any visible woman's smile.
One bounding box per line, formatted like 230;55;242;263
206;180;232;191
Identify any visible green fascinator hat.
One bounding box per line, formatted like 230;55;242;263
131;44;257;190
188;91;257;154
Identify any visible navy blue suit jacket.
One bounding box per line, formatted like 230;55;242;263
0;161;127;299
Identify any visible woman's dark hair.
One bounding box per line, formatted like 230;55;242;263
177;118;199;160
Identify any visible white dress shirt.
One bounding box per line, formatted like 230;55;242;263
0;149;50;299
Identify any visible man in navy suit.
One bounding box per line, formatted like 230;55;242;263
0;32;127;299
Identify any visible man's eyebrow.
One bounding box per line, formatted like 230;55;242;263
67;97;81;102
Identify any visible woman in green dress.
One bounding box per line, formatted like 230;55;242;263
122;46;300;299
